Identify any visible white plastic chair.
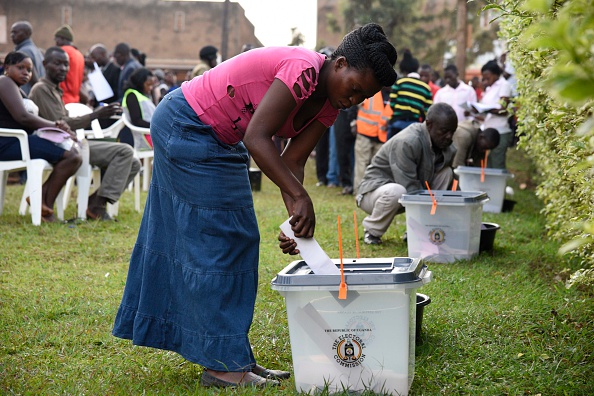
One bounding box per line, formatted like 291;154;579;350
64;103;104;138
0;128;67;225
122;112;153;212
65;103;125;140
100;116;125;138
64;103;124;217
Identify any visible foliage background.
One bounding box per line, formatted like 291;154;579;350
496;0;594;287
320;0;498;70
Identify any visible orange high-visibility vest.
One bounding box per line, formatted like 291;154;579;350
356;92;393;143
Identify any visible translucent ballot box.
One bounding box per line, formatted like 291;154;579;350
271;257;431;395
454;166;514;213
399;190;488;263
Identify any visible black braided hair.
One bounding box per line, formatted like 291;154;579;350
332;23;398;87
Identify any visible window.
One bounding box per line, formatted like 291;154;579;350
62;6;72;25
0;16;6;44
174;11;185;32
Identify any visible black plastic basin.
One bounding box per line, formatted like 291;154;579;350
480;222;500;252
416;293;431;344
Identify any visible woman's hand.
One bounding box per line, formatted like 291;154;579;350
289;195;315;238
55;120;77;141
278;231;299;255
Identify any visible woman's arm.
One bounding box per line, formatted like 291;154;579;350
243;78;326;238
0;77;67;132
488;96;510;116
125;93;150;128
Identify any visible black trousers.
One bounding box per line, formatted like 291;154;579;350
315;129;330;184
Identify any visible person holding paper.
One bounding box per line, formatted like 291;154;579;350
0;51;82;223
470;60;512;169
112;23;398;389
29;46;140;221
356;103;458;245
88;44;119;105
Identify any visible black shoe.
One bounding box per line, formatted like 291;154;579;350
364;231;382;245
86;209;114;222
402;231;408;243
342;185;353;195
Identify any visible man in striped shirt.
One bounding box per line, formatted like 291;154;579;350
388;49;432;140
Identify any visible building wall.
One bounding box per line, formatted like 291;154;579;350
0;0;262;73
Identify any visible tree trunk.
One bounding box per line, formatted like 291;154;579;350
455;0;468;80
221;0;230;61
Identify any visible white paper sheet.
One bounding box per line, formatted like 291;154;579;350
460;101;499;114
87;62;114;102
280;218;340;275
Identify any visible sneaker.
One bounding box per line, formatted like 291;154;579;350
364;231;382;245
341;185;354;195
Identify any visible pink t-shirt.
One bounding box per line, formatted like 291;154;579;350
181;46;338;144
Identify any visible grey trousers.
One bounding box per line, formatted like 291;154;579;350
88;140;141;204
358;167;453;238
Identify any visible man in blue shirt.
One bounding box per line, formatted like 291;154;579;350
10;21;45;94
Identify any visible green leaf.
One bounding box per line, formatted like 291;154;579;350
559;237;591;255
522;0;554;13
576;117;594;136
481;4;503;12
552;77;594;104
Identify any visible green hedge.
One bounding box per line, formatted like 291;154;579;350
497;0;594;286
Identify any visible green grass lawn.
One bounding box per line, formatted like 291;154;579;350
1;147;592;395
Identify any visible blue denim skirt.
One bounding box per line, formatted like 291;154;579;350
113;88;259;371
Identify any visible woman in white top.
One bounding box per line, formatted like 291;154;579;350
473;60;512;169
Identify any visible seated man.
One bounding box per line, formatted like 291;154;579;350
356;103;458;245
452;120;500;168
29;46;141;221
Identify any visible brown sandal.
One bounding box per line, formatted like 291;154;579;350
41;214;57;223
25;196;54;217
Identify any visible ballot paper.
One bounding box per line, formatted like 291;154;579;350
460;101;500;114
87;62;114;102
280;218;340;275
